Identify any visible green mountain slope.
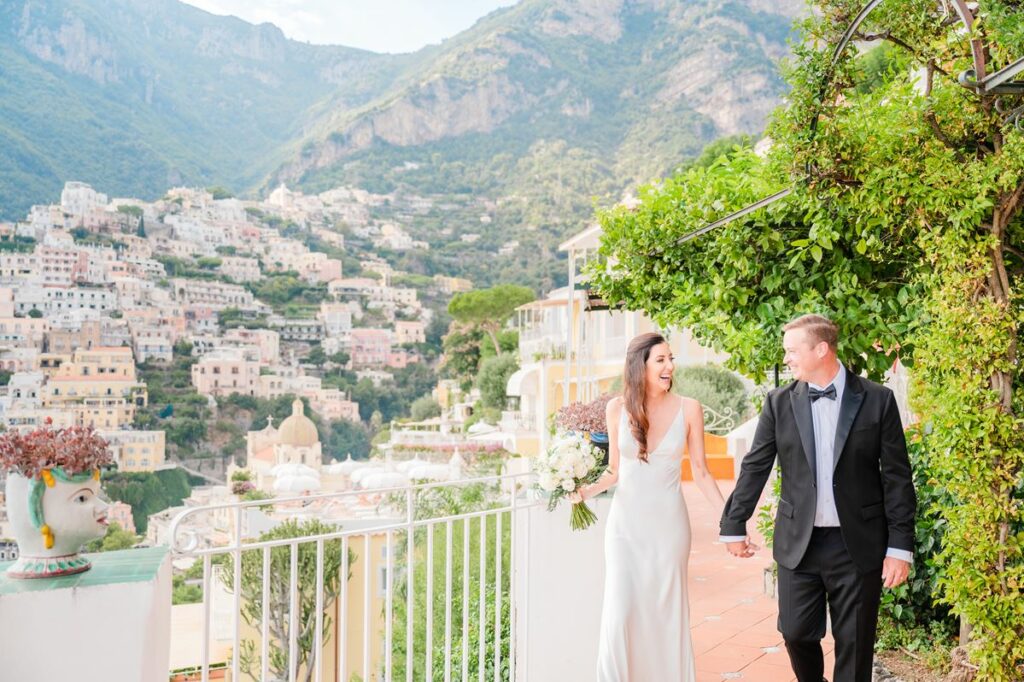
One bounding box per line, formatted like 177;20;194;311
0;0;406;218
275;0;803;236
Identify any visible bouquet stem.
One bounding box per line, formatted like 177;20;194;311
570;501;598;531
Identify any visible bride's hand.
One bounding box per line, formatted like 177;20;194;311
568;488;586;504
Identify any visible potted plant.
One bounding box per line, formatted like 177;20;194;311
554;394;613;465
0;423;113;578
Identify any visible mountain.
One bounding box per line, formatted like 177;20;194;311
0;0;408;218
279;0;802;197
0;0;804;239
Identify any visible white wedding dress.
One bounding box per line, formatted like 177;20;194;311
596;405;696;681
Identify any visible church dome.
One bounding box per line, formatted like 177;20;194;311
278;399;319;448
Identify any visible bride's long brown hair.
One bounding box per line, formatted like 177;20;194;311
623;332;672;463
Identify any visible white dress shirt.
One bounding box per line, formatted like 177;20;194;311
721;364;912;563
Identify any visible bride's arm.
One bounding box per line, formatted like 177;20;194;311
684;398;726;515
575;398;621;500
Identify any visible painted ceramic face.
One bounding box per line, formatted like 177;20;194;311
6;471;108;557
46;477;109;551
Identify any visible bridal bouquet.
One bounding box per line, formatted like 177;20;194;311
534;433;605;531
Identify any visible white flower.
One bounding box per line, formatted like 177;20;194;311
538;473;558;492
561;479;576;492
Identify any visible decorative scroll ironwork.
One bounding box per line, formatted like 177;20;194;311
702;404;737;435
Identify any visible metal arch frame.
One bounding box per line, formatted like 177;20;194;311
658;0;1022;248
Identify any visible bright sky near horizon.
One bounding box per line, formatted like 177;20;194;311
183;0;520;53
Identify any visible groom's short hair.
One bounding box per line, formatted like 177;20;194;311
784;314;839;350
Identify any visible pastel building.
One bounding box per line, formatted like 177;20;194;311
394;320;426;345
43;347;148;429
100;429;167;472
350;329;392;368
191;347;260;397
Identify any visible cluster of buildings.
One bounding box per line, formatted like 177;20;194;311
0;181;460;479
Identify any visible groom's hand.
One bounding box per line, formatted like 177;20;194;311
725;538;757;558
881;557;910;588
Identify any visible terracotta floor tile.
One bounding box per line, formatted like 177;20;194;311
739;657;798;681
698;653;752;675
703;643;765;669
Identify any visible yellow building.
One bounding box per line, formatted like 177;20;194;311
43;346;147;428
99;429;166;472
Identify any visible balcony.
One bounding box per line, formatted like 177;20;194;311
2;475;786;682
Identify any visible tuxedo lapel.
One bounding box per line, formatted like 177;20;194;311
833;369;866;471
790;383;817;482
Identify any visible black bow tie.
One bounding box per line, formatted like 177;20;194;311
809;385;837;402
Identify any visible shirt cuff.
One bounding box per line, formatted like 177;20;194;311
719;535;747;543
885;547;913;564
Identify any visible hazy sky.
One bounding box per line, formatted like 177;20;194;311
183;0;520;53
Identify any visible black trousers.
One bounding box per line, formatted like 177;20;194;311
777;527;883;682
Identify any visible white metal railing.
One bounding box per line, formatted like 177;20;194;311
169;472;541;682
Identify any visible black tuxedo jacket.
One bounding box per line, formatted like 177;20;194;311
720;370;916;573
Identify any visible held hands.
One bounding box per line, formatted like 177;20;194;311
882;557;910;588
725;537;760;558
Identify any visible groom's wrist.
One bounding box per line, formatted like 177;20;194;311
719;535;747;543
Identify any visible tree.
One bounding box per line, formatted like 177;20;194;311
410;395;442;421
325;420;372;460
447;284;534;354
476;352;519;411
441;324;483;390
588;3;1024;676
305;345;326;366
102;469;192;532
222;519;355;682
207;186;234;200
83;522;139;552
27;308;42;318
673;365;750;424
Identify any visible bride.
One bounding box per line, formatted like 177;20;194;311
571;332;729;681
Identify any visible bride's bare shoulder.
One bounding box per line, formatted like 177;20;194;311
607;396;624;414
679;395;702;414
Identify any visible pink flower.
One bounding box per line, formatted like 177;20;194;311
555;394;613;433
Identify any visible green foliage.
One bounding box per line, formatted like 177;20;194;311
101;468;192;533
27;308;42;319
206;186;234;200
0;0;405;220
325;420;373;460
441;325;484;390
876;427;955;637
390;483;510;682
305;345;327;366
409;395;442;421
0;236;35;252
231;469;252;483
0;369;11;386
83;522;140;553
196;256;222;269
246;274;327;309
221;519;354;680
448;285;534;354
587;2;1024;676
673;364;751;423
476;353;519;411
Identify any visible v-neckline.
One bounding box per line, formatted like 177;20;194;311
627;404;683;455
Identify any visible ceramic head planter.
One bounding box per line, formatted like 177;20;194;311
0;424;113;579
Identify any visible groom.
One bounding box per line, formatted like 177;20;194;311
720;314;916;682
